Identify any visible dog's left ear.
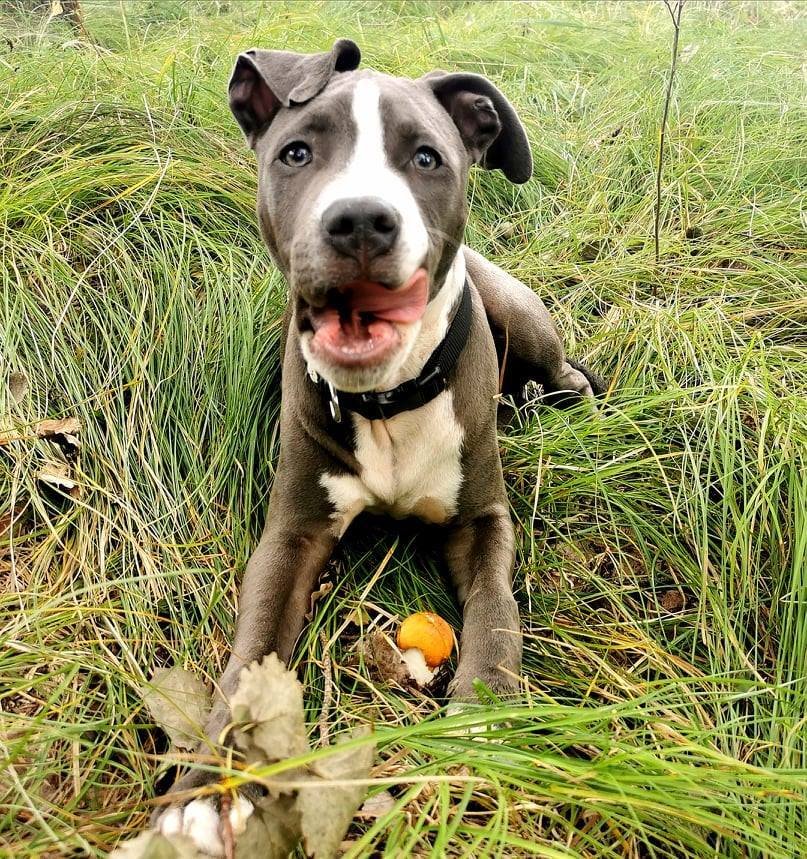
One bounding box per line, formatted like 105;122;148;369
422;71;532;184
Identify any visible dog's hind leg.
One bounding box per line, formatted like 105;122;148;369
463;246;605;407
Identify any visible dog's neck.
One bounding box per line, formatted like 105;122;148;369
375;250;466;391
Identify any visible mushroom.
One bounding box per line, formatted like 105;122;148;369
397;612;454;685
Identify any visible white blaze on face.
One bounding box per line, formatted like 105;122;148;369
313;77;429;277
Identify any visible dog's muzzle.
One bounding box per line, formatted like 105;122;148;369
309;278;472;422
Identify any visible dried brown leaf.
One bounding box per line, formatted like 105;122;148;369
358;789;395;818
142;667;211;752
0;416;81;449
125;658;375;859
306;580;334;621
236;795;300;859
298;727;375;858
231;654;309;764
37;462;77;491
8;372;28;406
36;417;82;454
35;417;81;438
362;630;412;686
660;589;685;612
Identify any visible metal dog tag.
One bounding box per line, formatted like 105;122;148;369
327;382;342;423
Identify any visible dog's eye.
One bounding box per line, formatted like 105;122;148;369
279;142;312;168
413;146;442;171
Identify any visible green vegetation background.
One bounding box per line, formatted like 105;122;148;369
1;1;805;856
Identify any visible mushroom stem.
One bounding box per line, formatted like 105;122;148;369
401;648;434;686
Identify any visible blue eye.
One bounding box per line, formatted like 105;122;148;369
413;146;442;170
279;142;312;167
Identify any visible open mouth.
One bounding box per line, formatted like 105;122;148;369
305;269;429;368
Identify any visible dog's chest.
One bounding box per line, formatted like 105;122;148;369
320;391;464;532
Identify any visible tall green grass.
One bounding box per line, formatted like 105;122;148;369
1;1;805;855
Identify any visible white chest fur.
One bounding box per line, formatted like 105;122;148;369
320;391;464;535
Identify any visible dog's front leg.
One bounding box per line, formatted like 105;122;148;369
202;518;337;748
152;460;338;848
445;503;522;699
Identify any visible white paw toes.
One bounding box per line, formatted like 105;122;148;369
158;806;183;838
182;799;224;855
155;795;254;857
227;794;254;835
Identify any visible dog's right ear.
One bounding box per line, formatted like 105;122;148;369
229;38;360;146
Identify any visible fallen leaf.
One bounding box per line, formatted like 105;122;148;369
37;462;77;491
35;417;81;438
362;630;412;686
236;795;300;859
8;372;28;406
35;417;82;453
660;590;685;613
126;656;376;859
306;580;334;621
358;789;395;818
231;654;309;765
298;727;375;858
142;667;211;752
0;416;82;449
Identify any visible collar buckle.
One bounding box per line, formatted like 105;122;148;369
369;389;395;406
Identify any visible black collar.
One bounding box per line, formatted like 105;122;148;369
311;279;472;422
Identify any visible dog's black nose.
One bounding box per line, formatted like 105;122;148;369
321;197;401;261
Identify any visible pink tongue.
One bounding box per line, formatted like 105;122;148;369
344;269;429;324
310;269;429;347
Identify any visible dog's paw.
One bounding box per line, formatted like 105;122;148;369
444;698;514;743
567;358;607;397
448;667;520;703
154;795;254;857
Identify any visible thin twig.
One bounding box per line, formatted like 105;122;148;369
654;0;685;269
218;793;235;859
318;629;333;746
497;323;510;394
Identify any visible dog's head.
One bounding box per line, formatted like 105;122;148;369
229;39;532;392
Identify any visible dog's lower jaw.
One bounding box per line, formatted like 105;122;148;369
382;251;465;388
299;320;421;394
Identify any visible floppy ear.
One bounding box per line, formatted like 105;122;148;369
422;71;532;184
228;38;361;146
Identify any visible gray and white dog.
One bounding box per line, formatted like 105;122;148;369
154;38;603;852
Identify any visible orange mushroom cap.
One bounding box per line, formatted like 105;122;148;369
397;611;454;668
